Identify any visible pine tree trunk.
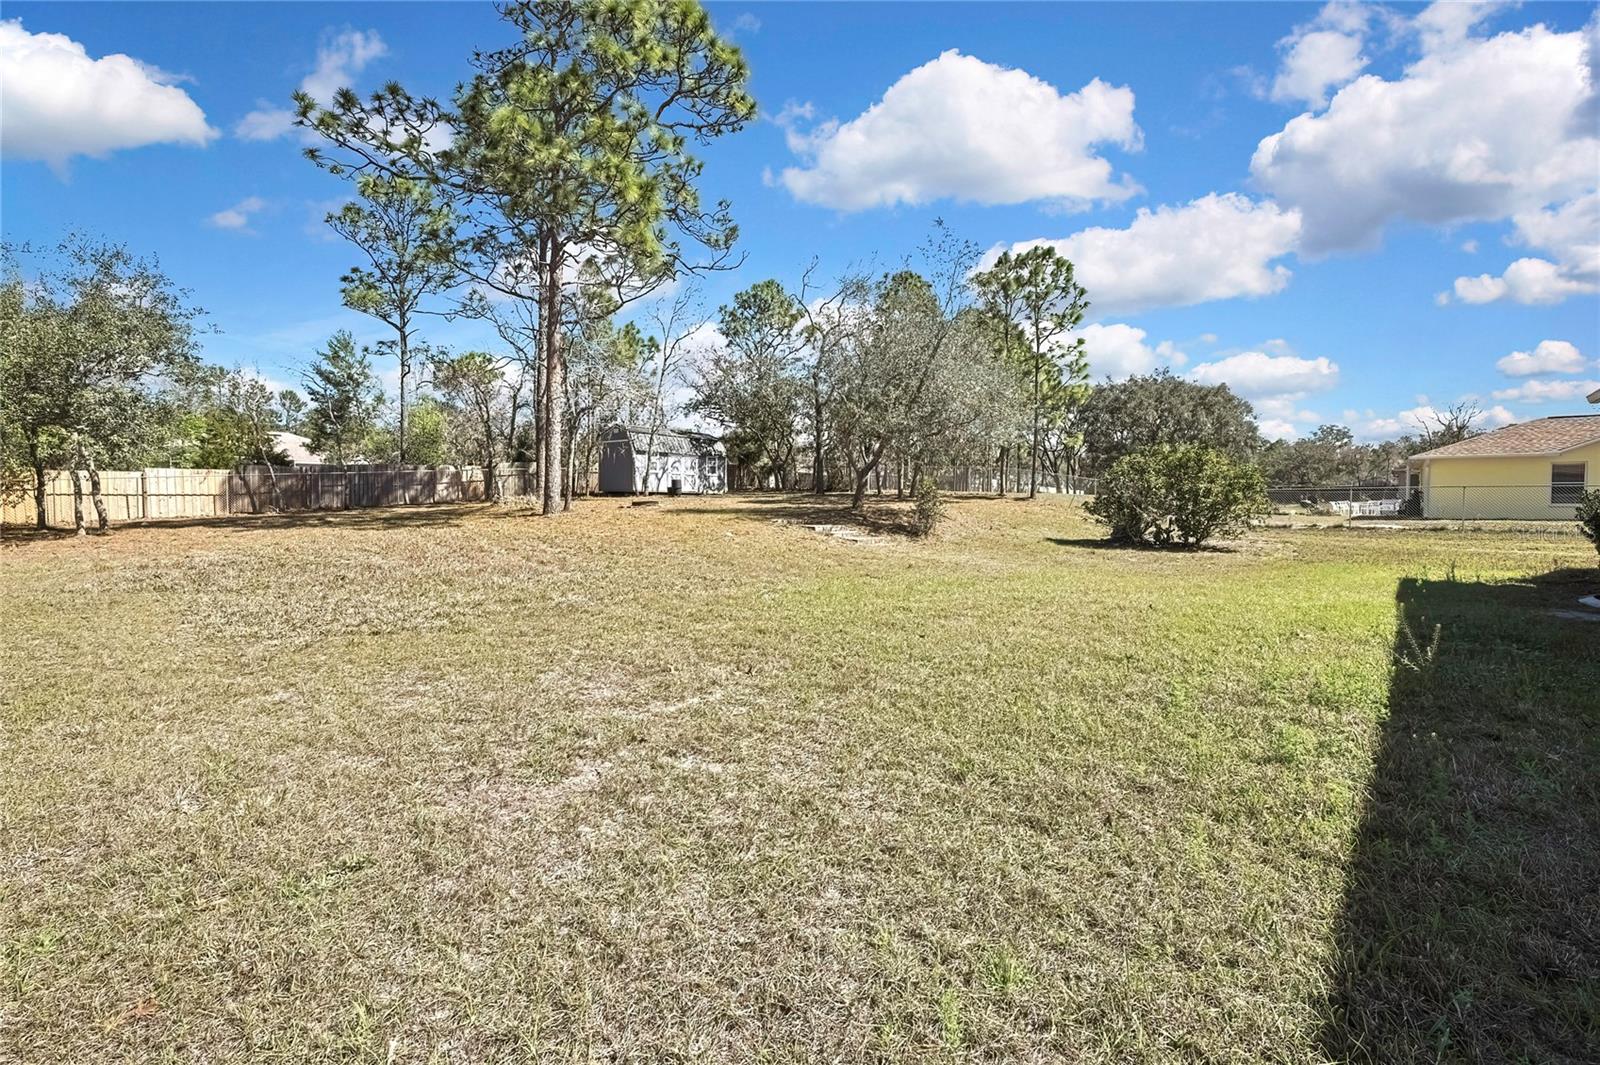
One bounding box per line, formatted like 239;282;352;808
1029;355;1041;500
565;422;578;508
531;353;544;497
541;240;565;516
996;444;1008;497
397;327;409;466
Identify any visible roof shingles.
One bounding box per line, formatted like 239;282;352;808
1411;415;1600;460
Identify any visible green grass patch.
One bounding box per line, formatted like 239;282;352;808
2;495;1595;1062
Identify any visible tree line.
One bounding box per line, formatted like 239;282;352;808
3;0;1482;532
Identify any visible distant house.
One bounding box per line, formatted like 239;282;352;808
269;432;326;466
596;425;728;494
1406;414;1600;519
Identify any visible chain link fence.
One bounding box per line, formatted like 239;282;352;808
1269;484;1591;521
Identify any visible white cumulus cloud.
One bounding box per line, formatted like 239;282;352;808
1495;340;1589;377
1250;17;1598;255
1187;348;1341;439
778;50;1141;211
235;28;387;141
0;19;216;172
1491;378;1600;404
1413;0;1511;54
1448;191;1600;304
208;196;267;232
1452;257;1599;305
990;194;1302;315
1076;323;1187;380
1269;2;1374;107
1188;350;1341;398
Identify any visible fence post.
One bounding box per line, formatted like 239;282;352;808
140;469;149;521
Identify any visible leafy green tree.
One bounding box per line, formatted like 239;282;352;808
1;237;204;530
1080;370;1260;473
973;245;1091;498
187;369;293;469
365;396;449;466
434;349;519;499
1259;425;1420;487
327;174;458;463
276;389;308;433
297;0;756;515
691;279;804;488
1087;444;1269;548
302;331;381;464
1259;424;1358;485
827;224;983;510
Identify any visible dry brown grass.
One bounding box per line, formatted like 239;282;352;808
2;493;1595;1063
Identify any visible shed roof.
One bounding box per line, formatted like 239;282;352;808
1589;386;1600;404
605;424;724;456
1410;415;1600;460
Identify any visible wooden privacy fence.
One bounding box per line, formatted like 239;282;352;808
3;464;538;528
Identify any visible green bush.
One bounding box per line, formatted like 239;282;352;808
1577;488;1600;559
1086;444;1269;548
911;477;946;538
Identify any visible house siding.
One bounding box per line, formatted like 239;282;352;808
1419;442;1600;519
594;426;728;494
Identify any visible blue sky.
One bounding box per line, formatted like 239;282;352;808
3;1;1597;440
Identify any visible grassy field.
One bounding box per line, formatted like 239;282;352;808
2;494;1596;1064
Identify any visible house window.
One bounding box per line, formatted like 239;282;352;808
1551;463;1586;505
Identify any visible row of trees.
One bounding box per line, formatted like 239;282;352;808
682;254;1479;505
1;224;1482;532
5;2;1492;529
684;233;1101;508
0;220;693;531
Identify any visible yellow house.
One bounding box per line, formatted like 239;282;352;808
1407;414;1600;520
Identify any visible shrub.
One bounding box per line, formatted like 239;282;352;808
1577;488;1600;559
911;477;946;538
1086;444;1269;548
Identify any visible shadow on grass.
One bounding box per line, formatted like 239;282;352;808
661;491;930;537
1320;567;1600;1063
1042;534;1241;553
1;502;508;543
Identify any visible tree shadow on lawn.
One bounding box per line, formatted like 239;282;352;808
1320;567;1600;1063
660;491;932;537
1;502;501;544
1042;535;1241;553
